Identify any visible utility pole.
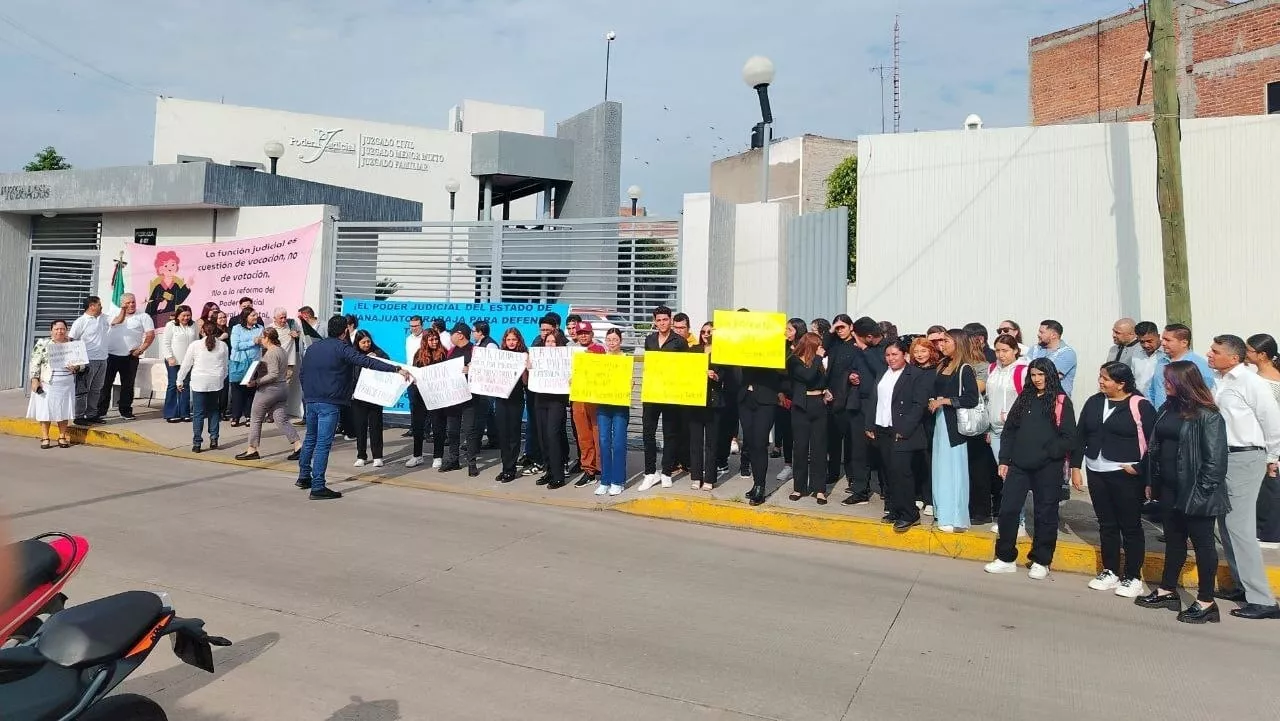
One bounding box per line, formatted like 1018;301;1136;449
892;14;902;133
870;64;887;133
1151;0;1192;328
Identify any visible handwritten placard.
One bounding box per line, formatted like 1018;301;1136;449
353;368;411;407
641;351;709;406
239;360;261;386
408;357;471;410
570;353;633;407
528;347;573;394
710;310;787;369
468;346;526;398
47;340;88;369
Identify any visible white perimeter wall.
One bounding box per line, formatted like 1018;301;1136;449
855;115;1280;406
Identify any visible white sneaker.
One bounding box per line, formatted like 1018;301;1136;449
432;458;443;469
984;559;1017;574
730;439;740;455
406;456;424;468
777;466;794;482
608;484;624;496
594;484;609;496
923;505;935;517
1114;578;1147;598
937;525;955;533
372;458;383;468
638;474;659;491
916;500;925;510
1088;570;1121;591
1028;563;1050;580
353;459;366;467
990;523;1030;537
1260;540;1280;550
660;474;673;488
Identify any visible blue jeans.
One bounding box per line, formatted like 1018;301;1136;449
164;364;191;420
191;391;221;445
597;406;630;487
299;402;341;491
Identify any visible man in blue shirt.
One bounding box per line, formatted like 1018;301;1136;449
296;315;412;500
1027;319;1078;395
1148;323;1214;408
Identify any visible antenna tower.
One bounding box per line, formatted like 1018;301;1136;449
892;14;902;133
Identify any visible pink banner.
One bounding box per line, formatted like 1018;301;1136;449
127;222;320;327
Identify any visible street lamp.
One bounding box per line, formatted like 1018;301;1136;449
444;178;460;223
742;55;775;203
604;31;617;101
444;178;461;301
263;141;284;175
627;184;642;216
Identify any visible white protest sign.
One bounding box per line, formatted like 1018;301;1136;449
239;360;261;386
528;347;573;394
410;357;472;410
47;340;88;369
353;368;411;407
468;346;526;398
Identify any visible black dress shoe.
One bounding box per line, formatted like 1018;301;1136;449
843;495;870;506
438;462;461;473
1214;588;1247;603
881;513;899;524
191;444;202;454
1135;590;1182;611
1177;602;1220;624
309;487;343;500
296;479;311;489
536;475;550;486
287;450;301;461
467;465;480;477
235;451;261;461
739;466;752;478
547;480;567;489
893;518;921;533
209;439;219;450
1230;603;1280;620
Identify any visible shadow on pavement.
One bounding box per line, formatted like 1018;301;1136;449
120;632;280;702
326;696;402;721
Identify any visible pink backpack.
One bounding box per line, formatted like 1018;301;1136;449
989;362;1028;394
1128;395;1148;458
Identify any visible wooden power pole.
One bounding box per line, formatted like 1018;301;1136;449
1151;0;1192;328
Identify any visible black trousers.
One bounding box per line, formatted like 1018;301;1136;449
445;400;479;467
791;396;829;495
967;435;997;520
351;400;384;460
229;384;256;423
1258;471;1280;543
740;398;774;489
773;404;793;462
831;410;869;496
995;463;1063;566
642;402;678;476
495;393;525;475
524;389;544;464
718;402;738;467
687;406;721;484
1089;469;1146;580
537;396;568;484
673;407;691;469
913;449;933;506
409;393;444;460
876;428;920;523
97;354;140;417
1160;509;1219;602
339;406;354;437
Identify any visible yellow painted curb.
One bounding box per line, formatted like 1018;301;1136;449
613;496;1280;593
0;417;167;454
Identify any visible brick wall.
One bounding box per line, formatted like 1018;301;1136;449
1192;3;1280;62
1030;9;1153;125
1195;56;1280;115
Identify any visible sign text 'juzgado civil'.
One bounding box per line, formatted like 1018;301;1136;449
288;128;446;172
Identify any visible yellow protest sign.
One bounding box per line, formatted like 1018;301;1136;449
710;310;787;368
641;351;709;407
569;353;634;407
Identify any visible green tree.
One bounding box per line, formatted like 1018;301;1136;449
24;146;72;172
824;156;857;283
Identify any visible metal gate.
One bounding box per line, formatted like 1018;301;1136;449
24;215;101;362
326;217;681;440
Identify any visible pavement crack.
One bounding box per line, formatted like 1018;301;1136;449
838;567;920;721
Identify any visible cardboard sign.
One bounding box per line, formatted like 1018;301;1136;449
569;352;633;407
710;310;787;369
641;351;709;407
46;340;88;368
353;368;411;407
468;346;526;398
409;357;472;410
528;347;573;394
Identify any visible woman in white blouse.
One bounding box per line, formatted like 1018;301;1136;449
985;333;1030;534
161;305;199;423
177;320;230;454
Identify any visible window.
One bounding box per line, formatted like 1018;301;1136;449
1268;81;1280;115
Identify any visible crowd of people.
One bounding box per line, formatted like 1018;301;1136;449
26;298;1280;623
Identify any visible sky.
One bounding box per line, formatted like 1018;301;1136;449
0;0;1129;215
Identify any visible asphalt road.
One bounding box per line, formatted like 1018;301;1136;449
2;436;1276;721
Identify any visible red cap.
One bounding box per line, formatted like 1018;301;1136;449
576;321;594;334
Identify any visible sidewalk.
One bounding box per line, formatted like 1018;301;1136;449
2;389;1277;592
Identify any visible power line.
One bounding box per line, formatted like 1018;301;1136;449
0;11;163;97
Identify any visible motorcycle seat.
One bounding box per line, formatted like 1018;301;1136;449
11;539;60;599
36;591;164;668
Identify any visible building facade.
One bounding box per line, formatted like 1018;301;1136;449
709;134;857;217
1030;0;1280;125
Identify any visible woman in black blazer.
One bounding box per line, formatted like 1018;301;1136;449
828;315;874;504
1134;360;1230;623
1076;361;1157;598
865;339;934;532
927;329;981;532
738;361;784;506
688;322;732;491
786;332;829;503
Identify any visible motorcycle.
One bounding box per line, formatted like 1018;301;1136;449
0;590;231;720
1;532;90;647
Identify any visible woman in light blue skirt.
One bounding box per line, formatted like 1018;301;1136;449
928;329;981;531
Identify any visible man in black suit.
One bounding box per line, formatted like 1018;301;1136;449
827;315;875;504
864;339;933;532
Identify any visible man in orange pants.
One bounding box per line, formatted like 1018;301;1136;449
571;322;605;486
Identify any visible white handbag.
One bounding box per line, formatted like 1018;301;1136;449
956;368;989;437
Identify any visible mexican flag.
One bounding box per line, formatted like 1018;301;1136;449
110;253;127;307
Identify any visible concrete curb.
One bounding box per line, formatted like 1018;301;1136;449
0;417;168;454
612;496;1280;593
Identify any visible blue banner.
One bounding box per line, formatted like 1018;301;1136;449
340;299;569;413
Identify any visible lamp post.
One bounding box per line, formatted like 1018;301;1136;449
627;184;642;216
445;178;460;224
263;141;284;175
742;56;775;203
444;178;460;300
604;31;617;102
625;185;641;320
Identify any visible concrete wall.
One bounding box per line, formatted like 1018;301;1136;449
455;99;545;135
0;214;28;389
679;193;739;327
710;137;802;216
554;102;623;219
732;202;795;311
